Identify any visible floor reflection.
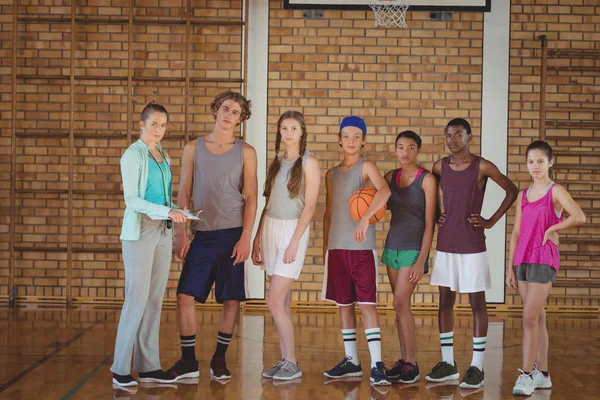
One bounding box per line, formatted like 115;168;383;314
0;307;599;399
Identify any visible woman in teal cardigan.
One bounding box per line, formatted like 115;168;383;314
111;102;187;387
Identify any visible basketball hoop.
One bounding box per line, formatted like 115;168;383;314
369;0;410;29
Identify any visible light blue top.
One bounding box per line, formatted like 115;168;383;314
144;154;172;206
120;139;175;241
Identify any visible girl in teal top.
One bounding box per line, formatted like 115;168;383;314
111;102;187;387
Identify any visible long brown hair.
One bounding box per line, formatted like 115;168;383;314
263;111;307;199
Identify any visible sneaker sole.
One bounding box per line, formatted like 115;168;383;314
323;371;363;379
513;388;534;396
535;381;552;389
273;371;303;381
210;368;231;380
138;377;178;384
398;375;420;384
459;379;484;389
425;372;460;382
173;371;200;381
370;377;392;386
112;378;138;387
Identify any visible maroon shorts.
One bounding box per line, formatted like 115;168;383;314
324;249;377;305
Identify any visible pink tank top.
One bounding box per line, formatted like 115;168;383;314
513;183;563;272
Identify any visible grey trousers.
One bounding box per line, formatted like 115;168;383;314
111;216;172;375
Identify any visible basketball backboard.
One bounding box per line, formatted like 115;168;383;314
284;0;491;12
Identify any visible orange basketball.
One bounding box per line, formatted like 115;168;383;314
349;187;387;224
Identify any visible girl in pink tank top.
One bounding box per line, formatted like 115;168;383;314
506;141;586;396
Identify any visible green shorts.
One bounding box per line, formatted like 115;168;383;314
515;263;556;284
382;248;429;273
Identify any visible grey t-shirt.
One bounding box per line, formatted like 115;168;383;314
265;151;313;220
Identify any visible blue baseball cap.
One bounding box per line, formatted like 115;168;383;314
340;116;367;135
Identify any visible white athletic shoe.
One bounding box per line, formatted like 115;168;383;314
532;365;552;389
513;370;535;396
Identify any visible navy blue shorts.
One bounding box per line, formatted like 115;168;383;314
177;227;246;304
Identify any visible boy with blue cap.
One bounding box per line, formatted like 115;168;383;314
321;116;392;385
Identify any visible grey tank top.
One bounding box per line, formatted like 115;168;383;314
191;137;244;232
265;151;313;220
327;159;376;250
385;168;429;251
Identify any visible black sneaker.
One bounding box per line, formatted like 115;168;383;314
138;369;178;384
398;361;420;384
112;373;138;387
385;359;404;381
210;356;231;380
324;356;363;379
425;361;460;382
166;358;200;381
459;366;485;389
370;361;391;386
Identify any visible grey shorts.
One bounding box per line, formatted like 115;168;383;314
515;263;556;284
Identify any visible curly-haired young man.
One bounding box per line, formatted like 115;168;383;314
166;91;258;381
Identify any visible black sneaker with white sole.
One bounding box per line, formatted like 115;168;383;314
138;369;178;384
112;373;138;387
458;366;484;389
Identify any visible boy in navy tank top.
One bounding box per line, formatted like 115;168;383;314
321;116;392;385
425;118;518;389
166;91;258;381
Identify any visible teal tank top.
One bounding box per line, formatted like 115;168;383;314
144;154;172;206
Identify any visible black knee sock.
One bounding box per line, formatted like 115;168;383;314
213;331;233;359
180;335;196;361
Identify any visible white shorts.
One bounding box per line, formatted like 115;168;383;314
429;251;491;293
260;215;309;280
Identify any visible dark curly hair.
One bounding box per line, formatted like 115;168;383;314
210;91;252;124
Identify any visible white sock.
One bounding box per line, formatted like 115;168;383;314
471;336;486;370
365;328;382;368
342;329;358;364
440;331;454;365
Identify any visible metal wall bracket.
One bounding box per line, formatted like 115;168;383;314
303;9;324;19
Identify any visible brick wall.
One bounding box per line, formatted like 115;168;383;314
267;0;600;308
0;2;12;299
508;0;600;307
1;0;598;307
1;0;245;302
268;3;484;305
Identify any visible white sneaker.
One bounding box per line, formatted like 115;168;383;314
513;370;535;396
532;368;552;389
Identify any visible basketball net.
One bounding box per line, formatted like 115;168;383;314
368;0;410;29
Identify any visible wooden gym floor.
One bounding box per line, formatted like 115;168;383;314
0;307;599;399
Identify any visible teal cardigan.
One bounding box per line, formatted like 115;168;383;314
120;139;175;241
